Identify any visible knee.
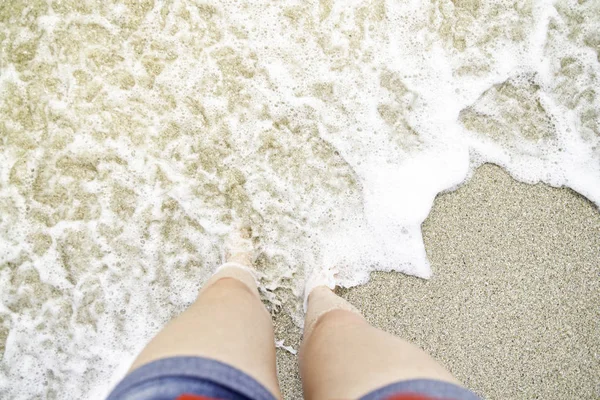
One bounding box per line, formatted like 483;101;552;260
300;309;367;370
201;276;257;300
198;277;270;317
313;308;366;334
304;309;367;352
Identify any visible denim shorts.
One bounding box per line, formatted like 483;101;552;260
106;356;481;400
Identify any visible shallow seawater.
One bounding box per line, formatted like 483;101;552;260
0;0;598;398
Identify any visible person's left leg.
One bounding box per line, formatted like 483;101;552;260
128;252;281;399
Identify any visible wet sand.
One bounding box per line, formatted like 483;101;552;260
273;163;600;400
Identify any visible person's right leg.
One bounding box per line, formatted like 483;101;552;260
299;286;461;400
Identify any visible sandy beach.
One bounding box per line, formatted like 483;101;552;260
274;163;600;400
2;2;599;398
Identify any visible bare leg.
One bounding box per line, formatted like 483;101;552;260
300;286;460;400
128;251;281;398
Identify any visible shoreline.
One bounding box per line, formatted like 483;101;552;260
274;163;600;400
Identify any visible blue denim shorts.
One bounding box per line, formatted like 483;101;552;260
107;356;481;400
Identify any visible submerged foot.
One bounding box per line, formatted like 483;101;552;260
223;224;254;268
201;225;259;296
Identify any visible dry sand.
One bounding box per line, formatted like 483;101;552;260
273;163;600;400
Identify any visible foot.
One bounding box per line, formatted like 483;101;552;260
223;224;254;268
201;225;259;297
303;264;339;310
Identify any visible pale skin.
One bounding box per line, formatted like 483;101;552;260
127;251;462;399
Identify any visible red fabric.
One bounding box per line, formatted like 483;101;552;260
176;395;220;400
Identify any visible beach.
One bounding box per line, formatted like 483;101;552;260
274;163;600;400
1;1;599;398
